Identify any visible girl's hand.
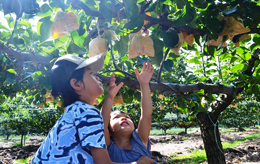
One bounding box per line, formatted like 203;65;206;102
107;74;124;99
134;61;154;84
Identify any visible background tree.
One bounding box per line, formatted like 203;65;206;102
220;95;260;130
1;0;260;163
0;93;62;147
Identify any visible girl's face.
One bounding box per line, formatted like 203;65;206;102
109;111;135;134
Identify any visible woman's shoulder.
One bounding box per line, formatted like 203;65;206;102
65;101;101;118
66;101;99;112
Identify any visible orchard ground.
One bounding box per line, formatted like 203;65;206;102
0;127;260;164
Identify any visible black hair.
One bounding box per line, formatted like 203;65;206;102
51;67;85;107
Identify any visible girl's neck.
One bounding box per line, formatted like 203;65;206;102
112;133;132;149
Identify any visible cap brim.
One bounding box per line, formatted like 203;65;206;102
75;54;104;73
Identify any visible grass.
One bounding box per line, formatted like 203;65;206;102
150;127;200;135
170;149;207;164
14;157;30;164
222;133;260;149
181;136;193;140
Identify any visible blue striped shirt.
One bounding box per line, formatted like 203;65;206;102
31;101;106;164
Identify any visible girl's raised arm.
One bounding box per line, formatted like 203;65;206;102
134;61;154;148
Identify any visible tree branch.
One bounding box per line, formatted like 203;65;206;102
98;74;235;95
0;43;52;64
157;48;169;82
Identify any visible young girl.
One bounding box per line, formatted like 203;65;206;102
31;54;154;164
101;61;157;163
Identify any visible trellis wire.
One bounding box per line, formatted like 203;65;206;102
207;112;224;154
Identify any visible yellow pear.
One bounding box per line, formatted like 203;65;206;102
89;37;108;58
51;12;80;39
182;32;194;46
128;31;155;59
221;16;250;37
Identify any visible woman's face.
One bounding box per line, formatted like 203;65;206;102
109;111;135;134
81;67;104;99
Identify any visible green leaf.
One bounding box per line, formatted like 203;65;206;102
71;31;85;47
123;0;139;19
18;21;30;27
206;46;216;56
162;30;179;48
186;74;197;83
188;57;201;64
37;17;52;42
176;0;186;9
104;54;111;66
5;72;16;84
100;0;116;22
21;0;39;15
49;0;68;11
114;35;129;58
244;52;251;61
54;35;70;48
172;2;196;27
163;59;174;72
230;56;239;64
5;16;14;29
252;84;259;95
36;4;52;17
231;64;245;72
78;22;86;36
11;37;24;45
124;16;144;33
67;42;86;55
205;16;220;34
149;37;164;65
145;1;157;12
193;0;208;9
32;71;42;80
199;76;207;82
2;0;22;17
7;69;17;75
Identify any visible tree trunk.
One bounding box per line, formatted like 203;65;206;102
197;112;226;164
24;135;26;146
163;129;166;135
21;134;24;147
